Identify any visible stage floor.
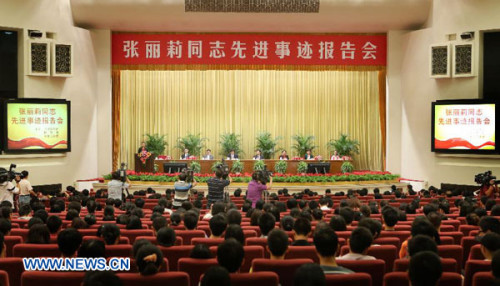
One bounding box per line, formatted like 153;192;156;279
93;180;406;195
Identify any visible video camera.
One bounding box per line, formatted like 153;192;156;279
257;165;273;184
475;170;500;185
216;159;230;180
0;164;20;184
119;163;127;183
181;167;194;183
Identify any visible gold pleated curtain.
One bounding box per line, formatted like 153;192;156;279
117;69;383;171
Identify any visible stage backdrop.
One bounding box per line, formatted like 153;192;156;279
117;69;384;171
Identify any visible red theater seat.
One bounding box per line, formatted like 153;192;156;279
13;244;60;258
4;236;23;257
83;236;130;244
285;246;319;263
336;259;385;286
384;272;462;286
465;260;491;286
229;272;279;286
209;245;264;273
251;258;313;286
134;236;183;246
190;237;224;247
459;225;479;237
9;229;29;242
325;273;372;286
175;230;206;245
373;237;401;249
178;258;218;286
21;271;85;286
339;245;397;272
0;258;24;286
468;244;484;260
158;245;194;271
462;236;480;268
437;245;463;268
472;271;494;286
105;245;132;257
378;231;411;242
393;258;458;273
121;229;154;243
439;232;463;244
117;272;189;286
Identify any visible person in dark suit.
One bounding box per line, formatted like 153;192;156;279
304;149;314;160
180;148;190;159
279;150;289;160
202;149;214;160
227;150;238;160
137;142;148;154
253;150;263;160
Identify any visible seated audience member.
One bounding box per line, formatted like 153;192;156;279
312;209;323;221
27;224;50;244
382;206;399;231
358;218;382;240
427;211;442;232
83;271;122;286
480;233;500;260
226;209;242;225
18;204;32;220
294;263;326;286
224;224;245;245
100;224;121;245
313;226;353;274
201;266;231;286
133;239;153;258
135;244;163;276
190;244;213;259
329;215;347;231
281;215;294;231
170;212;182;226
267;229;289;260
479;216;500;235
152;216;167;236
258;212;276;238
360;205;371;218
156;227;176;247
71;217;89;229
399;217;440;258
84;214;97;226
33;209;48;223
103;206;115;221
292;217;312;246
78;239;106;258
339;207;355;226
28;217;44;228
338;227;375;260
0;233;5;258
0;218;11;236
209;214;227;239
203;202;226;220
217;238;245;273
126;215;142;230
58;228;83;258
184;210;199;230
408;235;438;257
409;251;443;286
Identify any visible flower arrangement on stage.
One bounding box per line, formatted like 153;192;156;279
137;151;152;165
103;170;399;184
314;155;323;160
188;156;197;160
291;156;302;160
155;155;171;160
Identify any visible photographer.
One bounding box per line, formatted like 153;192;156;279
17;171;36;206
107;171;130;201
0;167;19;207
173;172;197;209
479;178;499;199
207;167;232;207
247;170;273;208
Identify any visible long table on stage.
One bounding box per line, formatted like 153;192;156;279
154;159;350;174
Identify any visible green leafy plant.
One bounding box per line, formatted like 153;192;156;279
219;133;244;157
274;160;288;174
211;161;223;172
255;132;282;159
297;161;308;174
292;134;317;158
231;160;244;173
327;133;360;157
190;161;201;173
145;133;168;156
176;133;208;157
253;160;266;171
341;162;354;173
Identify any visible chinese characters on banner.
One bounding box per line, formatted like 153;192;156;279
112;33;387;66
437;108;491;126
10;107;64;139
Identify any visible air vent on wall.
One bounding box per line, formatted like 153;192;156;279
185;0;320;13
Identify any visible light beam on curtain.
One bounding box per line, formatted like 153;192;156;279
119;70;383;171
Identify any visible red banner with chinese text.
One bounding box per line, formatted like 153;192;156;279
112;33;386;66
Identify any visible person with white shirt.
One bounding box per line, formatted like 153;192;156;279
226;150;238;160
330;151;341;160
180;148;190;160
337;227;376;261
319;197;331;211
253;150;263;160
107;171;130;201
18;170;36;206
0;168;19;207
202;149;214;160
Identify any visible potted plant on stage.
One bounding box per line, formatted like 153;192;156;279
253;160;266;171
275;160;288;174
231;160;244;174
327;133;360;160
255;132;282;159
341;162;354;173
177;133;207;158
190;161;201;173
219;133;244;158
292;134;317;158
297;161;308;175
144;133;168;160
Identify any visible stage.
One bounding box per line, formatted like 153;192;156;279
92;179;407;196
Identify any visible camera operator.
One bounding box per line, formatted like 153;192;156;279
479;178;499;199
0;167;19;207
107;171;130;201
207;166;232;207
173;171;197;209
247;170;273;208
17;171;36;206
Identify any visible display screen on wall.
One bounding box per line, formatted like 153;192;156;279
2;99;71;153
432;100;496;153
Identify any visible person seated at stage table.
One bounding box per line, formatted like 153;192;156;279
253;150;263;160
180;148;190;160
202;149;214;160
279;150;289;160
330;151;341;160
304;149;314;160
137;142;148;154
227;150;238;160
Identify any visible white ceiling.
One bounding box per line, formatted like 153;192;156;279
70;0;432;33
